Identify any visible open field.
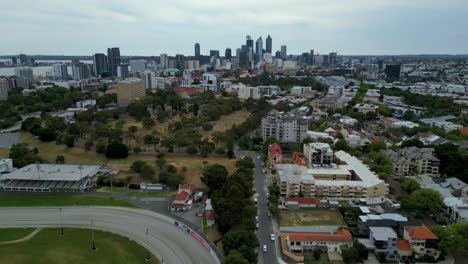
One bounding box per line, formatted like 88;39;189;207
127;191;176;197
0;194;139;208
0;228;159;264
0;228;35;242
279;210;345;227
200;110;251;139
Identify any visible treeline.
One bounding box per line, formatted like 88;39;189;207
202;158;258;264
238;72;328;92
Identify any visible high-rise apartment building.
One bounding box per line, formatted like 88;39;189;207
266;35;272;54
246;35;253;50
14;67;33;82
129;60;146;73
175;54;185;71
255;37;263;63
117;64;130;78
0;77;9;101
160;54;168;69
310;50;315;65
72;62;91;81
52;63;68;80
261;110;308;143
116;78;145;103
225;48;232;60
107;47;121;77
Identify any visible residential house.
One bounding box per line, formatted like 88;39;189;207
267;143;283;169
358;214;409;236
403;226;440;258
284;228;353;254
369;227;398;258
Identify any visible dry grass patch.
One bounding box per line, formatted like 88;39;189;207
200;110;251;139
279;210;345;227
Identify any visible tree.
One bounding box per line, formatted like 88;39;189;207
9;144;42;168
133;146;142;154
334;139;351;152
403;110;417;121
142;117;155;128
431;222;468;256
166;173;184;188
224;250;249;264
55;155;65;164
400;178;420;193
402;189;445;216
128;125;138;135
84;139;94;151
201;164;228;195
96;142;107;154
186;145;198;155
155;157;167;169
140;164;155;180
131;160;147;173
340;245;360;264
368;141;387;152
105;142;129;159
38;127;57;142
63;134;75;147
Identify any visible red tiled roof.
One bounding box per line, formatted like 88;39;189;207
286;197;326;206
459;127;468;135
288;229;352;243
373;136;381;142
174;191;190;201
381;117;398;124
404;226;438;240
179;184;194;191
397;239;412;251
269;143;282;156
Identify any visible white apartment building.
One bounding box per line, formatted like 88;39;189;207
129;60;146;73
201;73;220;92
303;143;334;166
261;110;308;143
277;150;387;204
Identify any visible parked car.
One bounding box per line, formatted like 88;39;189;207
255;216;259;223
263;244;267;252
270;233;275;241
256;223;259;230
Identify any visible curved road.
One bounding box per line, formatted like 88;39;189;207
0;207;219;264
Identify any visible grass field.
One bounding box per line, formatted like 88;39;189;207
0;228;35;242
0;194;139;208
200;110;251;139
96;187;124;194
127;191;176;197
279;210;345;227
0;228;158;264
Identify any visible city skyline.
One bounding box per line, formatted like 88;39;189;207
2;0;468;56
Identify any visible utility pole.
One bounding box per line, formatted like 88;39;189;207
91;220;96;251
59;208;64;236
145;228;150;262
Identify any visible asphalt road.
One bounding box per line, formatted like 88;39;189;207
240;151;279;264
0;207;219;264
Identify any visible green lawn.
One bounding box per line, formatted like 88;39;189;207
0;228;35;242
0;228;159;264
96;187;124;194
279;210;345;227
127;191;176;197
0;194;139;208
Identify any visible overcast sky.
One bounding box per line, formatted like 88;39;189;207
2;0;468;56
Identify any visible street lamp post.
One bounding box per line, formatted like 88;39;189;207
59;208;64;236
145;228;150;262
91;220;96;251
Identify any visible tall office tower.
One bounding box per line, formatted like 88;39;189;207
225;48;232;60
255;37;263;63
239;46;250;69
93;53;107;76
14;67;33;82
160;53;168;69
275;50;281;58
11;57;17;65
142;71;157;89
19;54;28;65
246;35;253;50
107;47;121;77
301;53;310;65
209;50;220;58
280;45;287;59
175;54;185;71
329;52;337;66
266;35;272;54
129;60;146;73
0;78;8;101
195;43;201;58
52;63;68;80
310;50;315;65
117;64;130;78
72;62;91;81
116;78;145;103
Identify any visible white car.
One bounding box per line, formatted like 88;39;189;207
270;233;275;241
255;216;259;222
256;223;259;230
263;244;267;252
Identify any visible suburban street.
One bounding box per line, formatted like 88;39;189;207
239;150;280;264
0;207;219;264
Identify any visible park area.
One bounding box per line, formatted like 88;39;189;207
0;228;159;264
279;209;345;227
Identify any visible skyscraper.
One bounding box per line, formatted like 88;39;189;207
280;45;287;59
107;47;121;77
310;50;315;65
11;57;17;65
117;64;130;78
19;54;28;65
225;48;232;60
160;54;168;69
209;50;220;58
0;78;9;101
246;35;253;50
255;37;263;63
195;43;200;58
175;54;185;71
52;63;68;80
266;35;272;54
72;62;90;81
93;53;107;76
329;52;337;66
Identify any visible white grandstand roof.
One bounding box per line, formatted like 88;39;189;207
1;164;101;182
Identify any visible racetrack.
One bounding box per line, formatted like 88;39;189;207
0;207;220;264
